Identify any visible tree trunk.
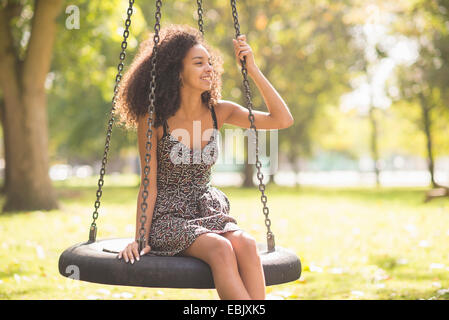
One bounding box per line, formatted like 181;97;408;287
288;152;299;188
419;93;437;188
0;99;7;194
0;0;63;212
424;187;449;203
368;107;380;187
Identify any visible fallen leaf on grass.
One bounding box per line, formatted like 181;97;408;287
309;263;323;273
266;294;284;300
350;290;364;297
36;245;45;259
418;240;431;248
112;292;133;299
436;288;449;296
295;276;306;284
96;289;110;296
429;263;445;270
266;290;294;300
329;267;344;274
14;274;21;283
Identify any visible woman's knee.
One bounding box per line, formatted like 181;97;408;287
207;235;235;266
182;233;235;266
227;231;258;255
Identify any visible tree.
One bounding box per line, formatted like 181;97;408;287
48;1;145;164
391;0;449;192
280;1;365;185
0;0;63;211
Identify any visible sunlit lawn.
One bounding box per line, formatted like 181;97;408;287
1;175;449;300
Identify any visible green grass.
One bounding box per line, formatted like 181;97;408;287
1;176;449;300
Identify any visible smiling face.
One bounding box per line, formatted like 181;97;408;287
179;44;213;92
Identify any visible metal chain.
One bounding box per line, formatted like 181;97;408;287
137;0;162;253
88;0;135;243
196;0;204;36
230;0;275;252
190;0;204;205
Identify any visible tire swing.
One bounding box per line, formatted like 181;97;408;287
59;0;301;289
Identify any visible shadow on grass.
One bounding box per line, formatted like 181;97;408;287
369;253;401;270
3;184;445;214
260;185;449;207
55;185;140;206
0;287;45;300
0;263;24;279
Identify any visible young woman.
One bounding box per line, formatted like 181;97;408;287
116;24;293;300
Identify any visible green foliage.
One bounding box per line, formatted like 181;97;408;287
387;0;449;158
44;0;365;167
40;0;449;172
49;0;138;162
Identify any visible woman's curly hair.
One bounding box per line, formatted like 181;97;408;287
116;24;224;129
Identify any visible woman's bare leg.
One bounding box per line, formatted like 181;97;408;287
222;230;266;300
180;232;251;300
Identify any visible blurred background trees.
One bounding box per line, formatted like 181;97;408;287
0;0;63;211
1;0;449;211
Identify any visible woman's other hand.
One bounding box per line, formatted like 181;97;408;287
118;241;151;264
233;34;258;75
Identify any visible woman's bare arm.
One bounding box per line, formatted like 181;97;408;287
119;114;158;263
220;34;294;130
134;186;157;244
135;113;158;243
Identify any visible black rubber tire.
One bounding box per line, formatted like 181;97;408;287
58;238;301;289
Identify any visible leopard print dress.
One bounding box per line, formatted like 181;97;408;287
147;105;240;256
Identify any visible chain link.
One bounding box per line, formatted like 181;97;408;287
230;0;275;252
137;0;163;252
89;0;135;243
196;0;204;36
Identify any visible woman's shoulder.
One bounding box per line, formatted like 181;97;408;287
214;99;230;111
137;115;164;143
214;100;235;126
